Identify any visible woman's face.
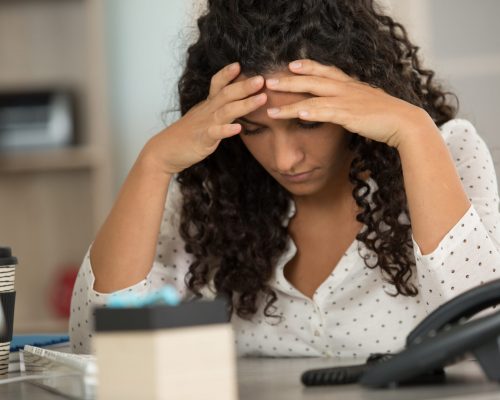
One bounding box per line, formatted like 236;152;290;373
236;70;352;198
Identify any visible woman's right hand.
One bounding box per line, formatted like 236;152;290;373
141;62;267;175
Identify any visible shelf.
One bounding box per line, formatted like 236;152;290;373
0;0;113;334
0;146;99;173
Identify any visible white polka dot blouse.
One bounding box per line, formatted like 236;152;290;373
70;119;500;359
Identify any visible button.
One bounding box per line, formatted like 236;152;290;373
314;330;321;337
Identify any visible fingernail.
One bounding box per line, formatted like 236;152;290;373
252;76;263;86
230;124;241;133
290;61;302;70
266;78;279;87
267;107;280;116
254;93;266;102
229;62;239;71
298;110;309;118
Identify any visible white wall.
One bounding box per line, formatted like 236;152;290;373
387;0;500;177
104;0;188;191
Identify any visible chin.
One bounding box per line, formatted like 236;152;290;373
278;180;323;197
288;188;321;197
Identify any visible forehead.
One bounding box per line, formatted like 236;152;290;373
234;69;313;121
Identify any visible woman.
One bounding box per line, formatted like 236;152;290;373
70;0;500;359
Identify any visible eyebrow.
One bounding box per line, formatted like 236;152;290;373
236;117;265;127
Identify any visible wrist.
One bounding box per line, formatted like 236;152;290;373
137;141;175;181
139;132;182;177
394;108;439;152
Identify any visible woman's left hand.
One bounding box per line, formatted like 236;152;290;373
265;59;433;148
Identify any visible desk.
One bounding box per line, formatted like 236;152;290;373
238;358;499;400
0;357;498;399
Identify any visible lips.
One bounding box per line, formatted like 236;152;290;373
280;169;315;183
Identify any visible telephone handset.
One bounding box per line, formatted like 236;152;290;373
406;277;500;345
301;278;500;388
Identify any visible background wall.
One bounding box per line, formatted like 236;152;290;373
104;0;188;191
385;0;500;172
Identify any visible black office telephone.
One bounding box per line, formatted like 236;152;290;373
302;278;500;388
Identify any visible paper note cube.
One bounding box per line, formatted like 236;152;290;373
94;299;237;400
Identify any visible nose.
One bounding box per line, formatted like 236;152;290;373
272;131;305;174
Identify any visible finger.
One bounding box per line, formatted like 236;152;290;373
208;62;241;99
205;123;242;144
268;98;351;130
266;97;331;119
213;93;268;125
288;59;353;82
211;75;265;109
266;75;345;97
295;107;350;127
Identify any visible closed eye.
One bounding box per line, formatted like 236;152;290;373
242;120;323;136
297;120;324;130
243;126;265;135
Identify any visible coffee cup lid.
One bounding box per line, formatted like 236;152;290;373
0;247;18;266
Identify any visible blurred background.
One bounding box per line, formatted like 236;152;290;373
0;0;498;333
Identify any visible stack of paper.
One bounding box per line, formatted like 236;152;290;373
9;334;69;372
18;344;97;399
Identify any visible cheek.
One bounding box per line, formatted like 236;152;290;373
309;129;349;160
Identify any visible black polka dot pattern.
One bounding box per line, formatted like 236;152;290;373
69;119;500;358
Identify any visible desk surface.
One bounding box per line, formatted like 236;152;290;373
0;357;499;399
238;358;499;400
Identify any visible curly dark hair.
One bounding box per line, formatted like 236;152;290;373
176;0;458;320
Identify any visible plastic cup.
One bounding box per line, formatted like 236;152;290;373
0;247;18;376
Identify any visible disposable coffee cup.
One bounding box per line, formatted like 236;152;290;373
0;247;17;376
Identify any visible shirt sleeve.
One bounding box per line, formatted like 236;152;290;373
413;119;500;311
69;177;195;354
